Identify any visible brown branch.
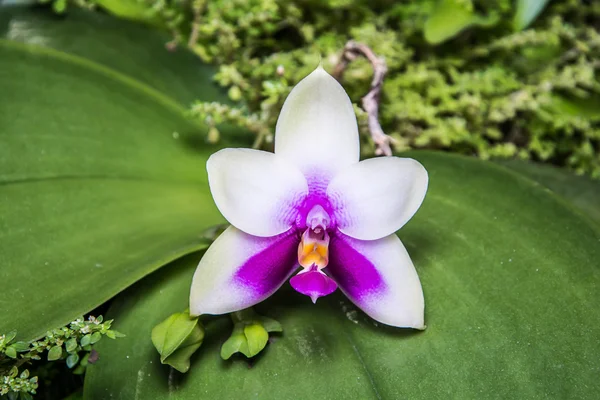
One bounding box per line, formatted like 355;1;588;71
187;1;205;49
333;41;394;156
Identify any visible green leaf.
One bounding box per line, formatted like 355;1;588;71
47;345;62;361
80;335;92;348
243;323;269;358
513;0;550;31
258;316;283;333
424;0;499;45
65;338;78;353
151;310;204;373
3;330;17;343
11;341;30;352
0;8;244;340
84;152;600;398
0;6;230;107
94;0;162;26
4;346;17;359
220;325;249;361
66;353;80;369
548;93;600;121
498;160;600;226
89;332;102;345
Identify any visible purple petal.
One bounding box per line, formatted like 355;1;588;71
290;267;338;303
327;231;425;329
190;227;300;316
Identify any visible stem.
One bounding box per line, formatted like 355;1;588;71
333;41;395;156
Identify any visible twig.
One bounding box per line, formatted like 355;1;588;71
187;1;206;48
333;41;394;156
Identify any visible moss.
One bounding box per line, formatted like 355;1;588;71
53;0;600;177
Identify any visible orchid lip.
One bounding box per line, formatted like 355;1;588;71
289;265;338;304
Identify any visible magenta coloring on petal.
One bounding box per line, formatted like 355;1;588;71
290;266;338;303
234;230;301;301
327;233;385;302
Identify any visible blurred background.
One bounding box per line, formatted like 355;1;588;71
3;0;599;176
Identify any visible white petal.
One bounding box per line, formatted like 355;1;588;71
208;148;308;237
327;157;428;240
190;226;300;316
327;232;424;329
274;66;360;178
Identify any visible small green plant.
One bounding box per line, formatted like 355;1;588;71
0;316;123;399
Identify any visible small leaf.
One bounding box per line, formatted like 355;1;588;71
19;369;29;379
8;366;18;378
12;341;30;352
514;0;550;31
424;0;498;44
66;353;80;369
548;93;600;121
4;346;17;359
90;332;102;344
243;323;269;358
259;316;283;333
47;345;63;361
73;364;86;375
65;338;78;353
220;325;248;361
80;335;92;347
4;330;17;343
96;315;104;323
80;353;89;367
151;310;204;373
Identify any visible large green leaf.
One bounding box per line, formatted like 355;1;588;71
0;12;236;339
0;6;228;107
424;0;498;45
513;0;550;31
499;159;600;226
84;151;600;399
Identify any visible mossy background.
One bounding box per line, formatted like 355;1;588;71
40;0;600;176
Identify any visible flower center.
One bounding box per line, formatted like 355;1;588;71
290;205;338;303
298;205;330;269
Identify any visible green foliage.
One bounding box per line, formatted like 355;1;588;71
220;309;282;360
86;0;600;177
151;310;204;373
0;6;238;342
84;152;600;398
514;0;551;31
0;316;121;399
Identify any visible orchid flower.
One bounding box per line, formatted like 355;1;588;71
190;67;428;328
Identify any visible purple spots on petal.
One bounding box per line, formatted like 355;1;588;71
234;230;301;301
290;266;338;303
327;232;385;302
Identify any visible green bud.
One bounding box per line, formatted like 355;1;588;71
228;86;243;102
47;345;63;361
52;0;67;14
151;310;204;373
220;308;282;360
207;126;220;144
